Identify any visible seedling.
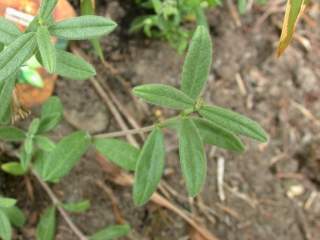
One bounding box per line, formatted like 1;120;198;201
0;0;306;238
130;0;221;52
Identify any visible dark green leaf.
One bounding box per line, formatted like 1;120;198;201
36;207;56;240
41;131;91;182
1;206;26;228
62;200;90;213
50;16;117;40
133;84;195;110
0;198;16;208
199;105;268;142
181;26;212;99
0;127;25;141
38;97;63;133
0;17;22;45
0;210;11;240
34;136;56;152
90;224;130;240
133;128;165;206
178;118;206;197
94;138;139;171
39;0;58;20
0;32;37;82
1;162;25;176
193;117;245;152
37;26;56;73
55;49;96;80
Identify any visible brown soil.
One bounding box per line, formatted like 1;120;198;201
1;1;320;240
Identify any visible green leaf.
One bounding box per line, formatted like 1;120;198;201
34;136;56;152
193;117;245;152
94;138;139;171
20;144;33;171
50;16;117;40
38;97;63;133
62;200;90;213
0;32;37;83
0;197;16;208
41;131;91;182
0;77;15;124
55;49;96;80
181;26;212;99
39;0;58;20
1;206;26;228
0;210;11;240
28;118;41;137
0;127;25;141
199;105;268;142
178;118;206;197
1;162;25;176
133;128;165;206
37;26;56;73
36;207;56;240
0;17;22;45
90;224;130;240
133;84;195;110
80;0;95;15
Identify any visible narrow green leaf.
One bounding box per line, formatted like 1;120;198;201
0;198;16;208
28;118;41;137
90;224;130;240
39;0;58;20
0;17;22;45
20;144;33;171
0;77;15;124
50;16;117;40
181;26;212;99
38;97;63;133
37;26;56;73
1;206;26;228
0;32;37;83
36;207;56;240
238;0;247;14
34;136;56;152
94;138;139;171
133;128;165;206
0;127;25;141
199;105;268;142
133;84;195;110
1;162;26;176
193;117;245;152
41;131;91;182
55;49;96;80
178;118;206;197
0;210;11;240
62;200;90;213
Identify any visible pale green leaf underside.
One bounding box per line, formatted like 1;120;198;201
89;224;130;240
37;26;56;73
0;210;12;240
36;207;56;240
50;16;117;40
178;118;206;197
133;128;165;206
133;84;195;110
199;105;268;142
181;26;212;99
0;17;22;45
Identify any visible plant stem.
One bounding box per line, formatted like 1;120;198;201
94;125;155;139
32;170;88;240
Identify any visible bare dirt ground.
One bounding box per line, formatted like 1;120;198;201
1;1;320;239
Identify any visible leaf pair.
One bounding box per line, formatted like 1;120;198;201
0;197;26;240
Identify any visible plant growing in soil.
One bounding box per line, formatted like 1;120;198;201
0;0;306;238
130;0;221;52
